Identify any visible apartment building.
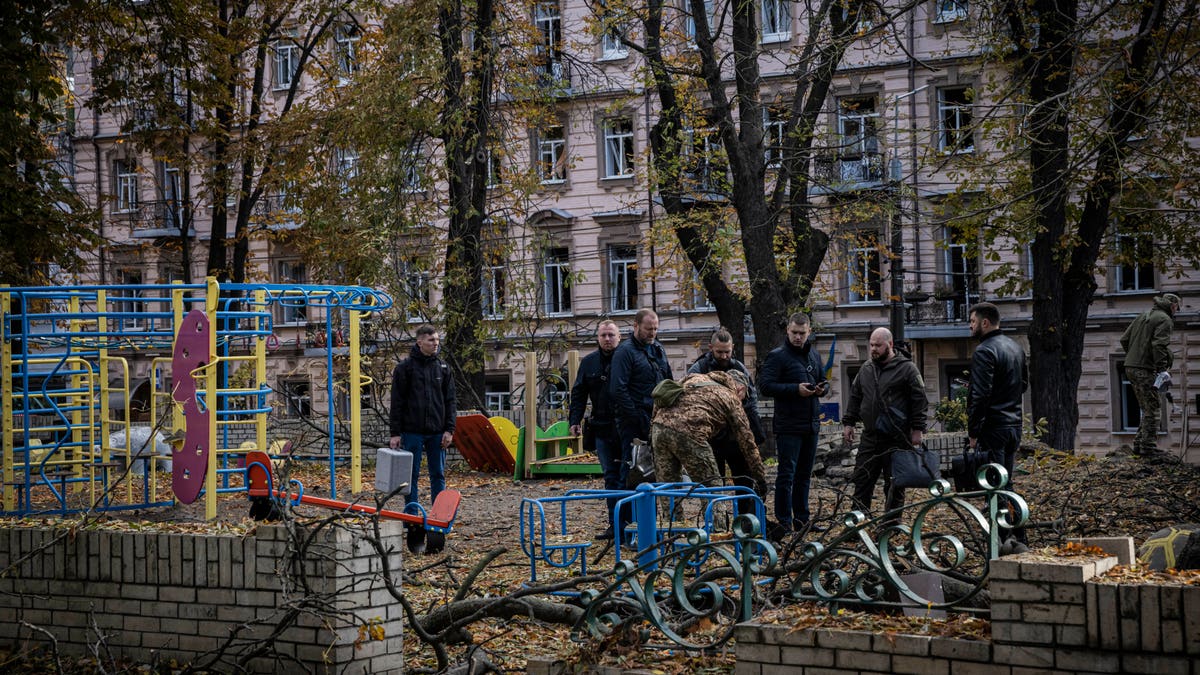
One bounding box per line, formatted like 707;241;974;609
63;0;1199;461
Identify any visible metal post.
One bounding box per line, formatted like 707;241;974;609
889;85;929;347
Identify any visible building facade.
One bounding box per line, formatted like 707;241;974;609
61;0;1199;461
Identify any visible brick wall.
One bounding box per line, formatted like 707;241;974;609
0;521;405;673
732;538;1200;674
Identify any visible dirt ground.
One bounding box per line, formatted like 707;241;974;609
5;446;1200;673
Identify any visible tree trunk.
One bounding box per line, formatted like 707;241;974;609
437;0;493;411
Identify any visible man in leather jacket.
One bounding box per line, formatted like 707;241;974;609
569;320;622;538
967;302;1028;542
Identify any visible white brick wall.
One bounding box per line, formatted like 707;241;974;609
0;521;405;673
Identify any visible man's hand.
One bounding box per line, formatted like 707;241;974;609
569;424;582;437
799;382;817;397
910;429;924;447
389;436;403;450
843;425;855;445
441;431;453;449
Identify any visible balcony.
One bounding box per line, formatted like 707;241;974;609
535;58;571;90
251;193;301;230
118;200;189;237
811;151;885;192
905;289;979;325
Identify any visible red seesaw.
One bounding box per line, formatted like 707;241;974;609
244;450;462;553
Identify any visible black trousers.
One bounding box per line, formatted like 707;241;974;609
849;435;906;517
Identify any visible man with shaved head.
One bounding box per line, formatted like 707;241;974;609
842;327;929;516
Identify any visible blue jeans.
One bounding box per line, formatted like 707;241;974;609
774;432;817;529
402;432;446;514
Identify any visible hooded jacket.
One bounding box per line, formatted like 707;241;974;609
389;345;457;437
1120;295;1176;372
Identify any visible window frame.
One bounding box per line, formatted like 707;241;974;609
606;244;639;313
275;260;308;325
837;95;881;181
761;0;791;43
542;247;573;316
114;159;139;213
937;86;975;154
933;0;968;24
482;265;506;319
846;240;882;304
1112;359;1147;433
763;107;787;167
334;23;361;81
1114;231;1156;293
600;22;628;59
537;124;567;184
115;267;146;328
402;260;431;323
602;117;635;179
280;377;312;418
273;31;300;91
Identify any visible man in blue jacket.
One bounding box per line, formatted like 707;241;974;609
758;313;826;535
389;324;456;514
569;319;622;539
609;309;672;479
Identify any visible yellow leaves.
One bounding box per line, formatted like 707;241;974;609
356;617;386;648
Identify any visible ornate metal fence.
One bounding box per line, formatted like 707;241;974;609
572;465;1028;652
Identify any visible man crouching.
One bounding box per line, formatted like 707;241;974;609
650;370;769;499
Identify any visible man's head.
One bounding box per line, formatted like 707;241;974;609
415;324;440;356
633;308;659;344
969;302;1001;338
1161;293;1182;316
868;327;894;363
596;320;620;353
725;369;751;400
785;313;812;348
709;328;734;366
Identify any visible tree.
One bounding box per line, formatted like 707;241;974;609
590;0;918;362
948;0;1200;449
296;0;563;409
79;0;358;284
0;0;99;286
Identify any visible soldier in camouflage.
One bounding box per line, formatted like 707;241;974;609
649;371;769;497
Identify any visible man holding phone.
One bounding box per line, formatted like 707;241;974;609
759;313;827;535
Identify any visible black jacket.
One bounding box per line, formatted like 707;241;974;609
569;348;617;428
758;339;825;435
389;345;457;436
967;330;1028;435
688;352;766;444
609;335;672;438
843;353;928;443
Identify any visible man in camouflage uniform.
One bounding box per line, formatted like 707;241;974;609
1120;292;1182;456
649;371;769;498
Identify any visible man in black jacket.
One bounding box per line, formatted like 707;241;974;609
609;309;673;472
842;327;928;515
688;328;766;506
758;313;826;533
967;302;1028;542
569;320;622;538
389;324;456;514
